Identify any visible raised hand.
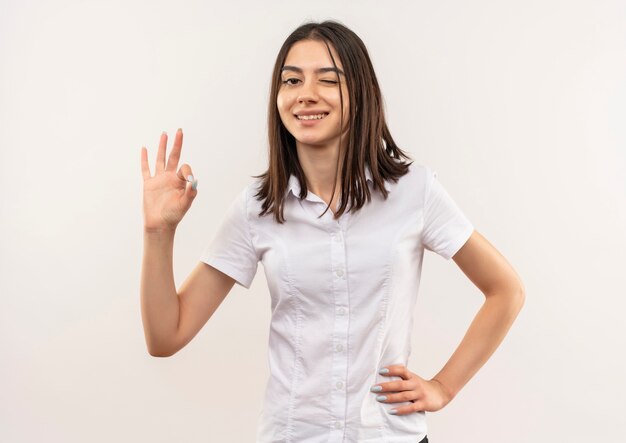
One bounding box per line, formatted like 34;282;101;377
369;365;453;415
141;128;198;233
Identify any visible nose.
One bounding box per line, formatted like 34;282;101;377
297;79;319;104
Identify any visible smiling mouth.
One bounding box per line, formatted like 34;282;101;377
295;112;329;121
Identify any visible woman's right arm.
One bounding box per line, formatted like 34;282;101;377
139;128;235;357
140;228;178;356
140;228;236;357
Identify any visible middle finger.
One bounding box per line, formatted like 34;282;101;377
371;380;406;394
165;128;183;172
374;388;416;404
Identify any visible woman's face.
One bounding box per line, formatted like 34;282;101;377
277;39;350;149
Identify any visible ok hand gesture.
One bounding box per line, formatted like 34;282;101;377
140;129;198;233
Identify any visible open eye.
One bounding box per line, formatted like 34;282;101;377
282;78;301;85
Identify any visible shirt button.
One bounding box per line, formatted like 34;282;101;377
335;268;344;277
334;421;342;429
337;307;346;315
336;343;344;352
336;381;344;389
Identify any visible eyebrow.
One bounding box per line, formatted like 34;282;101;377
281;65;345;76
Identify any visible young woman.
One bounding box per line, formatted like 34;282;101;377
140;20;525;443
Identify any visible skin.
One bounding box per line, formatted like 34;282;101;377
371;231;525;414
277;39;350;213
278;40;526;415
141;129;197;232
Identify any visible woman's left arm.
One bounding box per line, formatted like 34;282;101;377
373;230;525;414
433;228;525;396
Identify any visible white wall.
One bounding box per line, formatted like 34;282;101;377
1;0;624;441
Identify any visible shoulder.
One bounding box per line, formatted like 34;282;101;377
219;179;261;223
406;162;432;178
241;177;266;219
386;162;438;210
394;161;435;191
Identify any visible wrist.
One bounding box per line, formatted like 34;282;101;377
143;226;177;236
430;377;456;404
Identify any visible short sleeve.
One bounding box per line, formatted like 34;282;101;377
199;185;259;289
422;168;474;260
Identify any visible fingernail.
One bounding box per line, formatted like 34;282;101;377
376;395;387;402
379;368;389;374
162;131;167;136
389;409;398;415
187;175;194;182
370;385;382;392
192;179;198;190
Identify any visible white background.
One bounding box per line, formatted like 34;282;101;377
1;0;625;441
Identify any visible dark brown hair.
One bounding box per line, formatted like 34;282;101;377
253;20;413;223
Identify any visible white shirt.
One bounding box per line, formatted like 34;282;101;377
200;162;474;443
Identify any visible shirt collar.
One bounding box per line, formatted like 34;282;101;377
287;164;373;200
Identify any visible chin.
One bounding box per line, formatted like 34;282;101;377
294;135;332;146
296;141;324;148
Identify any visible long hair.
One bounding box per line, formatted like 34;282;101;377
253;20;413;223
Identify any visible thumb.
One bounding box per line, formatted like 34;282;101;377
183;177;198;204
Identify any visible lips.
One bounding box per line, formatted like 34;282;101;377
295;112;329;121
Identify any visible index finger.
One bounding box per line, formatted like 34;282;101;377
379;365;411;380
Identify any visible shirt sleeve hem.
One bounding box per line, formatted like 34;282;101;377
199;255;254;290
441;223;475;260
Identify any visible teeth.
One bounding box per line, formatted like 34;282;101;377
297;113;328;120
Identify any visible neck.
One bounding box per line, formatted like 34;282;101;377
295;140;345;209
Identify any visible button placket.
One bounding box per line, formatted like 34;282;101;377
328;222;349;439
332;232;343;243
